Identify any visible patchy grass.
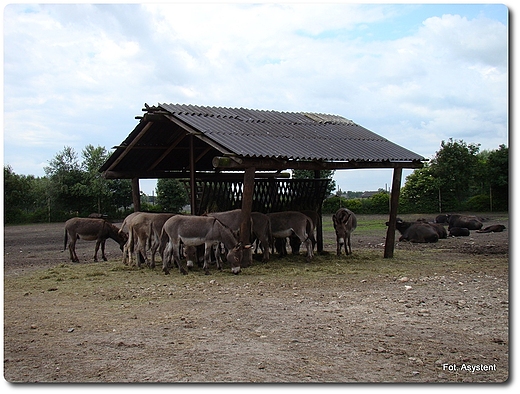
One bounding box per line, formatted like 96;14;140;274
6;245;507;308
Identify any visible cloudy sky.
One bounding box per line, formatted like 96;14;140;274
3;2;509;195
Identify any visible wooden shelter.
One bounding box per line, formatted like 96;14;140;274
99;103;425;258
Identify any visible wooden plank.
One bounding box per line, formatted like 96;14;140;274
106;121;154;172
103;170;290;180
212;156;424;171
189;135;196;215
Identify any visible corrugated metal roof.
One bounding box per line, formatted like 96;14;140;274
100;103;424;178
157;103;424;163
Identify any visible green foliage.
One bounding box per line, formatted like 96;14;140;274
322;192;389;214
4;146;133;224
292;169;336;195
155;178;189;213
399;166;440;213
400;140;508;213
4;139;508;224
464;194;491;212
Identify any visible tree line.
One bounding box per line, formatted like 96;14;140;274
4;145;188;224
322;139;508;214
4;139;508;224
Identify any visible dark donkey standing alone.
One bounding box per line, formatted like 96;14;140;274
332;208;357;255
64;217;127;262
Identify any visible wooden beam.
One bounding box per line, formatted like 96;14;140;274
212;156;424;171
314;170;324;253
106;121;154;172
102;170;291;180
384;167;403;258
147;132;187;171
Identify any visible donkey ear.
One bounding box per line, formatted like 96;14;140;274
243;244;252;249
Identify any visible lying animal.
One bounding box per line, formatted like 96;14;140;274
388;218;438;243
449;227;470;237
476;225;506;233
447;214;483;230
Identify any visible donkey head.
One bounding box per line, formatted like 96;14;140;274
226;243;252;275
332;211;352;246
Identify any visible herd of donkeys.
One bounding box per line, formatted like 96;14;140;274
62;210;506;275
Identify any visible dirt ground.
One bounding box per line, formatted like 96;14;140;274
3;213;509;383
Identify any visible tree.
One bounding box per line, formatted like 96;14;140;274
82;145;111;213
4;166;34;223
430;139;480;211
400;140;508;213
400;165;440;213
44;146;88;219
107;178;133;214
485;144;508;211
156;179;189;213
292;169;336;195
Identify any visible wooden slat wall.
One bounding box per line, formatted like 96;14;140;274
181;179;330;215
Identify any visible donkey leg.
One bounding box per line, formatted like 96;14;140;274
69;240;79;263
94;240;101;262
175;242;188;275
304;238;313;261
203;243;212;275
101;240;107;261
162;242;172;274
150;241;158;269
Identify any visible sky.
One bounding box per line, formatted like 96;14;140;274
2;2;509;196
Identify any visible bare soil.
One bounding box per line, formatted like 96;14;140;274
3;213;509;383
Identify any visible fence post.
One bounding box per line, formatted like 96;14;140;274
384;167;402;258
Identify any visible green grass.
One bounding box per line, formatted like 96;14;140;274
6;245;506;307
322;214;387;236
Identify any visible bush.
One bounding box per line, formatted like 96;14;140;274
322;196;347;214
322;192;390;215
464;194;491;212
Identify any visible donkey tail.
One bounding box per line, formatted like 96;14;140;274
63;229;68;252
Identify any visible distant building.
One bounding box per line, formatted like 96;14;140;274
361;191;379;199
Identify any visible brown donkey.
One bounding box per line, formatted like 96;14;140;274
64;217;127;262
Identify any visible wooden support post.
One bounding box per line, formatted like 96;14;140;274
240;167;256;267
131;177;141;212
384;167;403;258
314;170;324;253
189;135;197;215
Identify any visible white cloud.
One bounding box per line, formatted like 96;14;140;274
3;3;508;190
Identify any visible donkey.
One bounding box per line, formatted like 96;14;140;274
267;211;314;261
332;208;357;256
207;209;271;263
161;215;246;275
120;212;176;268
286;210;318;255
64;217;127;262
